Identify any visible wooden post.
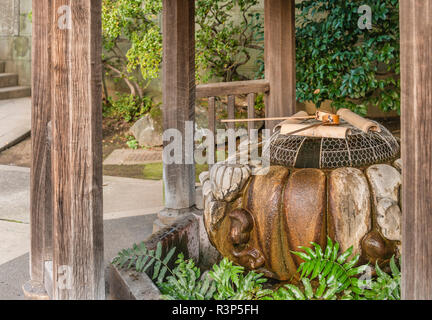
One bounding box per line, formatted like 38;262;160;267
208;97;216;138
264;0;296;130
50;0;104;299
161;0;196;211
400;0;432;300
227;95;235;130
30;0;53;284
247;93;256;136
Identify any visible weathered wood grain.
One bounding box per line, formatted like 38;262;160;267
162;0;196;209
208;96;216;137
227;95;235;130
400;0;432;300
247;93;256;135
264;0;296;130
30;0;53;284
196;80;269;99
50;0;104;300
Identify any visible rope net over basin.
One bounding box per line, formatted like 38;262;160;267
263;120;399;169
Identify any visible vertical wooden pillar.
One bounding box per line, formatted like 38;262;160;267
264;0;296;130
400;0;432;300
162;0;196;210
50;0;104;299
30;0;53;284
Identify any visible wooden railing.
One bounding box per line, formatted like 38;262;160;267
196;79;270;135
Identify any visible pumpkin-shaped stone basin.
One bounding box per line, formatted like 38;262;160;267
201;122;401;280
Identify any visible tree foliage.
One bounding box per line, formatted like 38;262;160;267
102;0;162;99
295;0;400;115
195;0;263;82
102;0;262;87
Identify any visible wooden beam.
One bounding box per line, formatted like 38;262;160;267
50;0;104;299
30;0;53;284
162;0;196;210
264;0;296;130
196;80;270;99
400;0;432;300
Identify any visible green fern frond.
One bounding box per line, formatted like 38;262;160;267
362;256;401;300
291;236;368;296
159;254;217;300
112;241;176;283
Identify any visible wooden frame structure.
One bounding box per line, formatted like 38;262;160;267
26;0;431;300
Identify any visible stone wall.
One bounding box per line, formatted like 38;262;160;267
0;0;32;86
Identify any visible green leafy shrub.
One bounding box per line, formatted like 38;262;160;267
113;239;400;300
103;0;262;86
209;258;270;300
195;0;263;82
265;278;341;300
344;256;401;300
366;256;401;300
264;237;368;300
126;136;139;150
159;253;217;300
295;0;400;115
113;242;269;300
103;92;154;123
102;0;262;123
102;0;162;99
293;237;368;298
159;255;270;300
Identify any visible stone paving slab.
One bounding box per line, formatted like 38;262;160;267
103;175;164;218
0;165;30;223
103;148;162;165
0;97;31;152
0;221;29;266
0;213;157;300
0;165;164;224
0;164;163;299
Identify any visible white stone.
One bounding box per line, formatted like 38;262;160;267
376;198;402;241
366;164;401;202
366;164;402;241
130;114;163;147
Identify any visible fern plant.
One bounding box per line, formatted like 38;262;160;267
158;253;217;300
283;237;369;299
344;256;401;300
367;256;400;300
264;278;340;300
160;256;271;300
113;239;400;300
112;241;176;284
209;258;271;300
